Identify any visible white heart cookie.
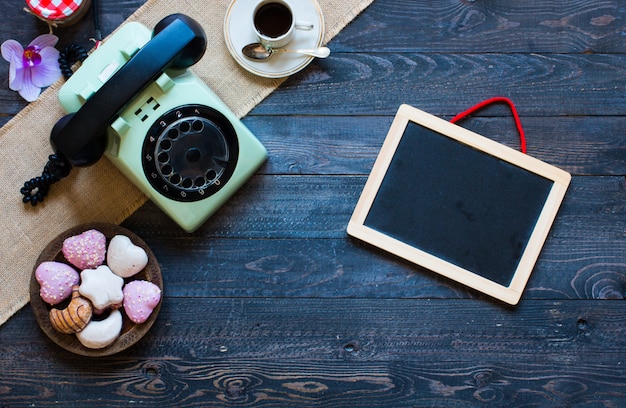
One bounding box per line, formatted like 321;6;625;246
107;235;149;278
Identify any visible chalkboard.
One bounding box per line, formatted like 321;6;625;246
347;105;571;305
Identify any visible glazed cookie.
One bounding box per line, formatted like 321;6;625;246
62;229;106;270
123;280;161;324
79;265;124;311
35;261;80;305
107;235;148;278
76;309;123;349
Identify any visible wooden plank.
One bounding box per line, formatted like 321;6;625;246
2;358;624;407
116;235;625;301
1;114;623;176
243;115;626;176
122;175;625;241
1;299;625;406
3;0;621;55
255;53;626;116
334;0;626;53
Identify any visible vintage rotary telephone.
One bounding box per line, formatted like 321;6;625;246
21;14;267;232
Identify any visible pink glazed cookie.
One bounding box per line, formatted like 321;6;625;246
123;280;161;324
62;229;106;270
35;261;80;305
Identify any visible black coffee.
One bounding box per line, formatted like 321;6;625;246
254;3;293;38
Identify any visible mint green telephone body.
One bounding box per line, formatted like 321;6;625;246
58;22;267;232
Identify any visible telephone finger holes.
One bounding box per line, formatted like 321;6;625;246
142;105;239;202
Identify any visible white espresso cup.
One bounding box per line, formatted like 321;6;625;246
252;0;313;49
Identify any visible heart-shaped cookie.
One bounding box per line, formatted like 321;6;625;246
107;235;149;278
123;280;161;324
35;261;80;305
62;229;106;270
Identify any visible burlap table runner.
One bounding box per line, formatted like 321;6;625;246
0;0;373;326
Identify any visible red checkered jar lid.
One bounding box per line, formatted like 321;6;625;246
26;0;87;21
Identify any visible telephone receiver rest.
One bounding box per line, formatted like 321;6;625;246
50;14;207;168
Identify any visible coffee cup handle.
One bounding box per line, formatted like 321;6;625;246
295;21;314;31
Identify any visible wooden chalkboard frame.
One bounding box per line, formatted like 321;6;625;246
347;104;571;305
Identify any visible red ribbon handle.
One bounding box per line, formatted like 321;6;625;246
450;97;527;154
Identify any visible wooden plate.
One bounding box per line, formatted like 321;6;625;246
30;223;162;357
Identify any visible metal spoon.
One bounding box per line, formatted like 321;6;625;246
242;43;330;60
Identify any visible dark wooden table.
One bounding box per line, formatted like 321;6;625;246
1;0;625;406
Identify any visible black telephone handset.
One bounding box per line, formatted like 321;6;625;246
52;14;207;167
22;14;207;204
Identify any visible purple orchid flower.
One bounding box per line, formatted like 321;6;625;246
1;34;62;102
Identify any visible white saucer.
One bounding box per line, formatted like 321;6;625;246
224;0;325;78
